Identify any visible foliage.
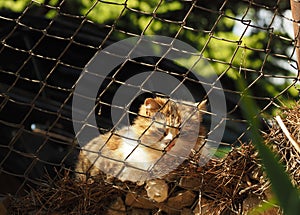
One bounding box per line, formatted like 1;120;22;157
0;1;294;90
0;0;31;12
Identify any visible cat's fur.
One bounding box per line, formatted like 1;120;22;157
75;97;206;182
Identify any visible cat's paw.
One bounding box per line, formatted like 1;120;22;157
145;179;168;203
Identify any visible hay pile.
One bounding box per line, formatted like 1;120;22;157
7;171;121;214
265;103;300;187
8;103;300;214
6;144;276;215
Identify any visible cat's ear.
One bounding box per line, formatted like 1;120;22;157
197;99;207;112
144;98;162;113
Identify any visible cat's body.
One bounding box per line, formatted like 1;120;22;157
75;97;206;183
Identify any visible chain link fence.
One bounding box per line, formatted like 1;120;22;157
0;0;299;214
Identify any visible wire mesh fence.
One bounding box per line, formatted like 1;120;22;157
0;0;299;214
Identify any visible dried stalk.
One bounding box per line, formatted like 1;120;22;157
275;115;300;154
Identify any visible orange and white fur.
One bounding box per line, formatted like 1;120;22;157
75;97;206;183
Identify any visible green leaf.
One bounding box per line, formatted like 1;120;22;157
0;0;31;12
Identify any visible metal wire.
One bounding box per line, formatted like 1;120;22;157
0;0;298;206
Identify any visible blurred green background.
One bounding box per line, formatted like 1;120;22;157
0;0;297;116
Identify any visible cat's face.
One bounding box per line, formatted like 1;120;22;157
135;97;181;151
136;97;206;152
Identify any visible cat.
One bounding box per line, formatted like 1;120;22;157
75;97;207;183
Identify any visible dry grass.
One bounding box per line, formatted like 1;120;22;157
8;171;121;214
265;103;300;187
7;143;274;214
9;103;300;214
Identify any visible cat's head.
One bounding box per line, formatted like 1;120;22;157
139;97;207;151
134;97;181;150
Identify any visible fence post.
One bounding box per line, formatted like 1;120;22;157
290;0;300;77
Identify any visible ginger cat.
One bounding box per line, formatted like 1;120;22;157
75;97;206;183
